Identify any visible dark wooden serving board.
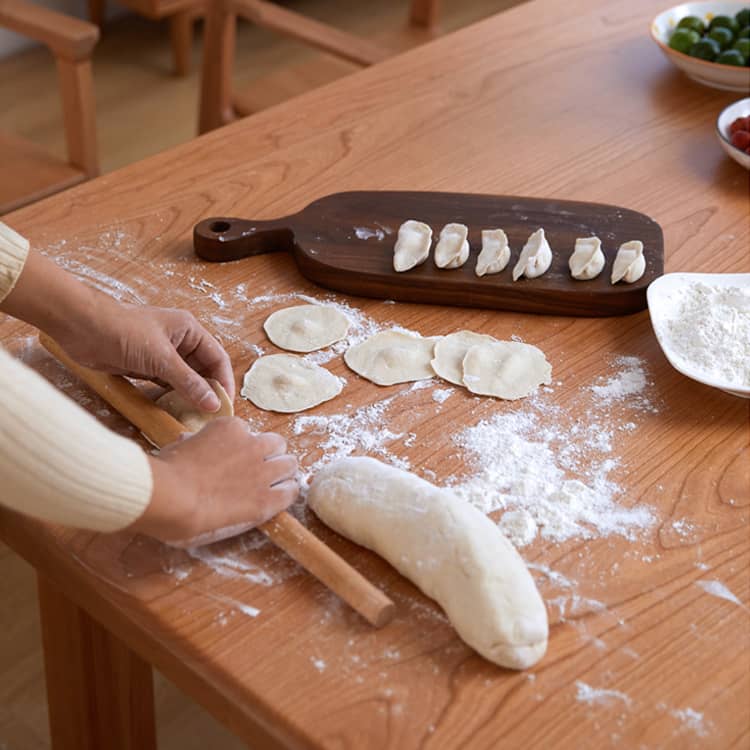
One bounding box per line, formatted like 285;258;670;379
193;191;664;316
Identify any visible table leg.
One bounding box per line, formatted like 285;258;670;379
170;9;194;76
37;574;157;750
409;0;440;28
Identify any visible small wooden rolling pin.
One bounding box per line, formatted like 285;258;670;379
39;333;395;628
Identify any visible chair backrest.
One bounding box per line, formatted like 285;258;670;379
198;0;439;134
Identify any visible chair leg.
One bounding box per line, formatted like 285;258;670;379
409;0;440;28
198;0;236;133
170;9;194;76
88;0;105;27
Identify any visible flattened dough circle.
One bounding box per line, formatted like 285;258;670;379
463;341;552;400
241;354;342;412
431;330;497;386
308;457;548;670
344;330;436;386
264;304;350;353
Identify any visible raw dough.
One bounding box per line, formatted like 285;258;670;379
434;223;470;269
611;240;645;284
344;330;435;385
512;228;553;281
463;341;552;399
264;304;350;353
155;379;234;432
569;236;605;281
475;229;510;276
241;354;342;412
393;220;432;272
431;330;496;386
308;457;548;670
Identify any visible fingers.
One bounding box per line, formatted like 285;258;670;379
257;432;287;458
262;479;300;520
162;351;220;412
264;454;298;485
173;313;235;402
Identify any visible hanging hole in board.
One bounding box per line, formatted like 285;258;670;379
210;221;231;233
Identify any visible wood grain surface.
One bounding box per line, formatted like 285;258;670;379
193;191;664;315
1;0;749;747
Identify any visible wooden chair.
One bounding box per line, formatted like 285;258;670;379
198;0;440;134
87;0;203;76
0;0;100;216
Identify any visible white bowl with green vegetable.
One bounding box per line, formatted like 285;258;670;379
651;2;750;90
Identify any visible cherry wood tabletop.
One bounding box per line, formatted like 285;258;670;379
2;0;749;748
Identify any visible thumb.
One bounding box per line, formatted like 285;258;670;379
162;352;220;412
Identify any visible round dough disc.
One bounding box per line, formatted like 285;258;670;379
241;354;343;412
263;304;350;353
344;330;436;386
431;330;497;386
462;341;552;400
155;379;234;432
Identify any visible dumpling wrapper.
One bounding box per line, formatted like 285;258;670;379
475;229;510;276
512;228;552;281
393;220;433;272
264;304;350;353
344;330;436;386
569;236;605;281
463;341;552;400
434;223;470;269
241;354;342;413
611;240;645;284
154;379;233;433
431;330;497;386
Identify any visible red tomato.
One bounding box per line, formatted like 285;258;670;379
730;130;750;150
729;116;750;135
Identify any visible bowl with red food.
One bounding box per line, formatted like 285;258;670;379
717;97;750;167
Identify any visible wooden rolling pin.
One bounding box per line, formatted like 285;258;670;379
39;333;395;628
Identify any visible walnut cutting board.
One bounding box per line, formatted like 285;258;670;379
193;191;664;316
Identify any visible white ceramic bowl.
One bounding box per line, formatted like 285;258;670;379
716;97;750;167
651;2;750;91
648;273;750;398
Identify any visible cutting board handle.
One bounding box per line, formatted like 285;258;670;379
194;216;296;262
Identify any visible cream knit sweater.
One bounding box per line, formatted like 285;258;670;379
0;224;152;531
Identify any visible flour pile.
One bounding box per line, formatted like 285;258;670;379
450;357;655;546
661;282;750;387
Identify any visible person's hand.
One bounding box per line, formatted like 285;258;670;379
55;299;235;411
135;419;299;547
0;249;233;410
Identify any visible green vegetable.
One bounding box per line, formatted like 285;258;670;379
739;26;750;39
708;26;735;49
677;15;706;34
717;49;746;65
689;37;721;60
669;27;701;52
733;38;750;60
735;8;750;28
709;15;740;34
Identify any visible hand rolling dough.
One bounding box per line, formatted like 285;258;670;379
241;354;342;412
155;379;233;432
462;341;552;400
344;330;436;386
431;330;497;386
264;304;350;353
308;457;548;670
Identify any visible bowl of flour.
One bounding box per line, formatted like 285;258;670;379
648;273;750;398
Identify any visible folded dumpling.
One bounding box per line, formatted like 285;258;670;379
611;240;645;284
569;236;605;280
393;220;433;272
434;223;470;269
512;228;552;281
475;229;511;276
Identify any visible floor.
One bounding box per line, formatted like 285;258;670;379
0;1;521;747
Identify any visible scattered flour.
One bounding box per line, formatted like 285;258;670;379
311;657;327;672
670;707;709;738
590;356;651;406
432;387;454;403
660;282;750;387
695;580;747;610
575;681;632;707
354;226;386;241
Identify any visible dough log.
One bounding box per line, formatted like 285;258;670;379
308;457;548;670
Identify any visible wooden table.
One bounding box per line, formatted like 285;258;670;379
2;0;749;747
